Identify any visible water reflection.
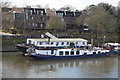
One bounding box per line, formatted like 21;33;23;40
2;52;118;78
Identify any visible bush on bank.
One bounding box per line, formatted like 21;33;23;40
2;38;26;48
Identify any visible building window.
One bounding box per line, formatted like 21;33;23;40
71;20;73;23
32;23;35;27
41;17;45;20
65;51;69;55
58;13;63;17
41;11;43;15
36;23;38;27
59;51;63;55
41;23;43;27
28;23;31;26
61;18;64;21
30;10;33;15
31;16;34;20
26;13;28;19
37;11;39;15
36;23;39;27
40;23;43;28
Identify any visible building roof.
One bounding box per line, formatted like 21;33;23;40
27;38;87;42
12;8;23;13
46;10;56;16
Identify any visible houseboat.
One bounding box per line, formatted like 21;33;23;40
104;43;120;55
30;44;110;60
16;38;88;54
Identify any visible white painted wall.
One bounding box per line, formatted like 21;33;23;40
27;39;87;46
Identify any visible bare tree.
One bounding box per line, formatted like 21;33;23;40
46;15;65;30
0;0;11;7
59;5;76;11
35;5;42;8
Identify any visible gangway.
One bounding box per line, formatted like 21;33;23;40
45;32;58;39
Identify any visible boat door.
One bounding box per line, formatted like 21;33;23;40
50;50;56;55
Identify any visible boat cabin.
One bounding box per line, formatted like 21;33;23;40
34;47;102;56
27;38;88;48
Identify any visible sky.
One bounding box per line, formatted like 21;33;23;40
9;0;120;10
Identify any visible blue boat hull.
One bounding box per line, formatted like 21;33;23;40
32;53;110;60
109;50;120;55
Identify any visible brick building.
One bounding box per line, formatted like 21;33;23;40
2;7;82;32
14;8;49;30
2;8;14;31
56;11;82;29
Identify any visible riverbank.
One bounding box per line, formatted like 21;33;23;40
2;37;26;52
1;49;19;52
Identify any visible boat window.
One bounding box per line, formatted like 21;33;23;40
43;42;47;45
37;42;39;45
59;51;63;55
67;42;69;45
93;52;96;54
28;40;31;45
83;42;85;45
39;42;42;45
76;50;79;55
71;51;74;55
84;53;87;55
51;42;53;45
36;46;39;50
33;42;35;44
65;51;69;55
61;42;64;45
70;42;75;48
56;42;59;45
51;50;54;54
98;51;101;54
76;42;78;45
74;42;76;45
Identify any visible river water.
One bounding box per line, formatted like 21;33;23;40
2;52;119;78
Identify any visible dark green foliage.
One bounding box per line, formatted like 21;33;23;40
2;38;26;46
76;2;118;43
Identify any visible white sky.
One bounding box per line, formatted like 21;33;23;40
9;0;119;10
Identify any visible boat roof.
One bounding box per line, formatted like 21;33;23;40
36;45;57;47
27;38;87;42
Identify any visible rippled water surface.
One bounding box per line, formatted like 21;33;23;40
2;52;119;78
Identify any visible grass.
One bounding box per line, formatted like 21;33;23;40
2;38;26;49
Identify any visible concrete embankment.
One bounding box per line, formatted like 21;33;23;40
1;45;19;52
1;49;19;52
